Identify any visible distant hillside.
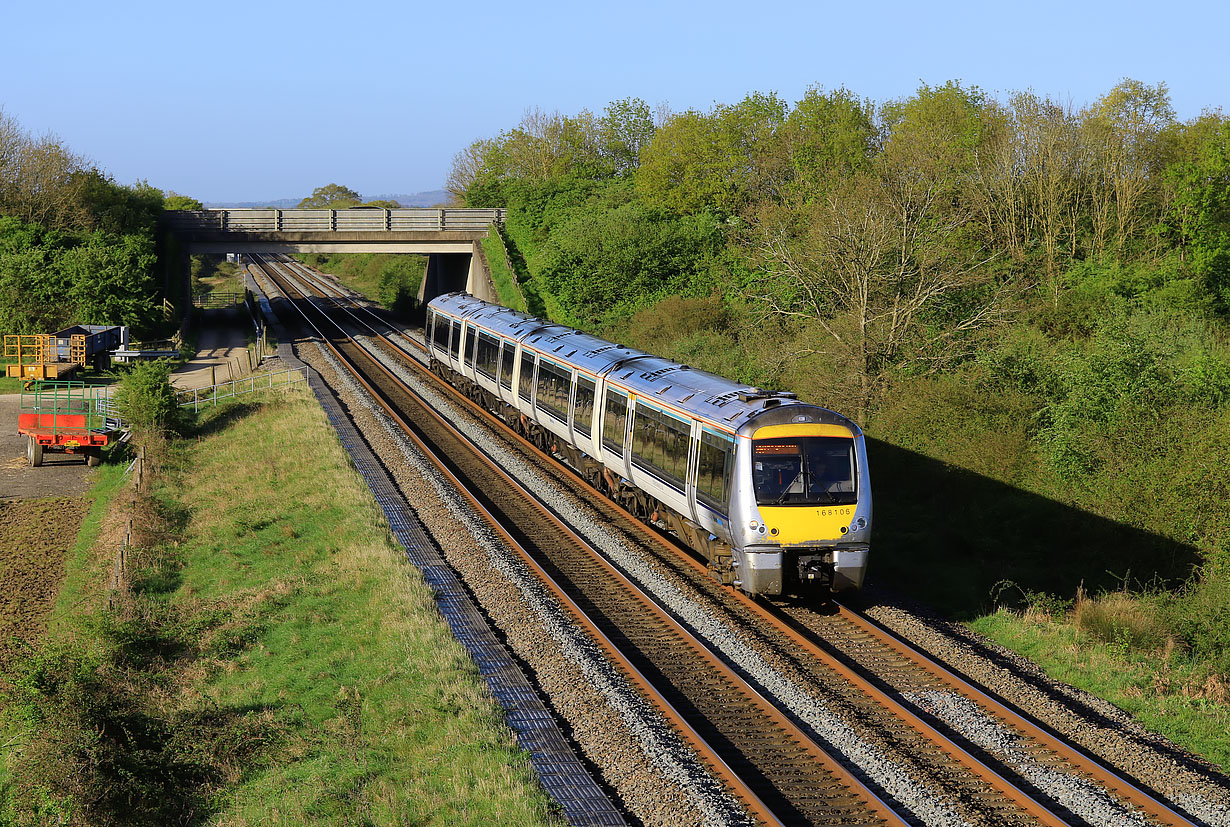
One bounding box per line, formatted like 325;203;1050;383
205;189;451;209
371;190;451;207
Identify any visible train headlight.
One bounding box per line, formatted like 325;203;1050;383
856;517;866;529
770;527;779;536
749;520;758;530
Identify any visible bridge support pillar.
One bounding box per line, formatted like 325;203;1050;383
418;252;473;306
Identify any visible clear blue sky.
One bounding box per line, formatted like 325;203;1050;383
3;0;1225;204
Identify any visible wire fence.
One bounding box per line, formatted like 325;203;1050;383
175;366;308;411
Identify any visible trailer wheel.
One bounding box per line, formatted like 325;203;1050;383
28;437;43;467
86;450;102;467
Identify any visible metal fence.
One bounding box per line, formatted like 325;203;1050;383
176;367;308;411
192;291;246;308
164;208;505;234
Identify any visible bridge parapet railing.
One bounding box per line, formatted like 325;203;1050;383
164;208;506;234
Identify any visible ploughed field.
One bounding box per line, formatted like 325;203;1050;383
0;498;86;666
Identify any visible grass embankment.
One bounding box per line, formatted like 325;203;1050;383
2;389;559;825
972;606;1230;770
293;253;426;312
481;232;527;312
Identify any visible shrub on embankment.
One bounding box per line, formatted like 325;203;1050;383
1;390;558;825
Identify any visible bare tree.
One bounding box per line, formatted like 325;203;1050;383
445;139;493;203
746;169;1006;421
5;133;92;230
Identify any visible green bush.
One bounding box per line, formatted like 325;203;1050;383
534;202;725;328
1156;563;1230;674
113;360;182;435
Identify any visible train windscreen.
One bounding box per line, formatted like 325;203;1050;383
752;437;855;505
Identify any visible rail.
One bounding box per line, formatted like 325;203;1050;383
176;366;308;411
163;208;506;234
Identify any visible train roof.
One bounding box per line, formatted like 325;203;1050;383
428;292;858;435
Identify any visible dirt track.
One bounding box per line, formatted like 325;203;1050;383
0;497;87;667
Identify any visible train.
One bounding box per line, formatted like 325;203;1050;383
425;293;871;597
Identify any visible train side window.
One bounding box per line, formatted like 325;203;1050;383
476;332;499;379
631;402;688;490
697;430;735;512
574;376;595;435
464;324;478;367
432;314;450;350
519;353;536;401
449;321;461;358
602;390;627;451
499;342;515;389
536;359;569;422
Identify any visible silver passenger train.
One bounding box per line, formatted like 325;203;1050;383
426;293;871;596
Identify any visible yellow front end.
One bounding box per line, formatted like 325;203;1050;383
749;422;867;590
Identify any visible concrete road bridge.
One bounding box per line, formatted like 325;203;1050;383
162;208;507;305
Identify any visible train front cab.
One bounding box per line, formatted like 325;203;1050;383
734;420;871;596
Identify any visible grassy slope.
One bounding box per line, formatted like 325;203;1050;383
164;391;557;823
481;234;527;312
971;611;1230;770
6;390;558;824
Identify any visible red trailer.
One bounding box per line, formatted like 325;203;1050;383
17;381;119;467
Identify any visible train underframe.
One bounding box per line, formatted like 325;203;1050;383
434;362;838;596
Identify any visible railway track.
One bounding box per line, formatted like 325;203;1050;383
251;254;1206;827
256;256;904;825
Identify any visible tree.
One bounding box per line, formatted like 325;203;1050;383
1164;114;1230;309
637;92;788;216
297;183;362;209
746;166;1005;421
1086;79;1176;255
163;192;203;210
783;86;877;199
447;137;503;203
599;97;656;176
966;92;1083;289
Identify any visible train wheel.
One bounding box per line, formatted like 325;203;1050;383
86;450;102;467
28;437;43;467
